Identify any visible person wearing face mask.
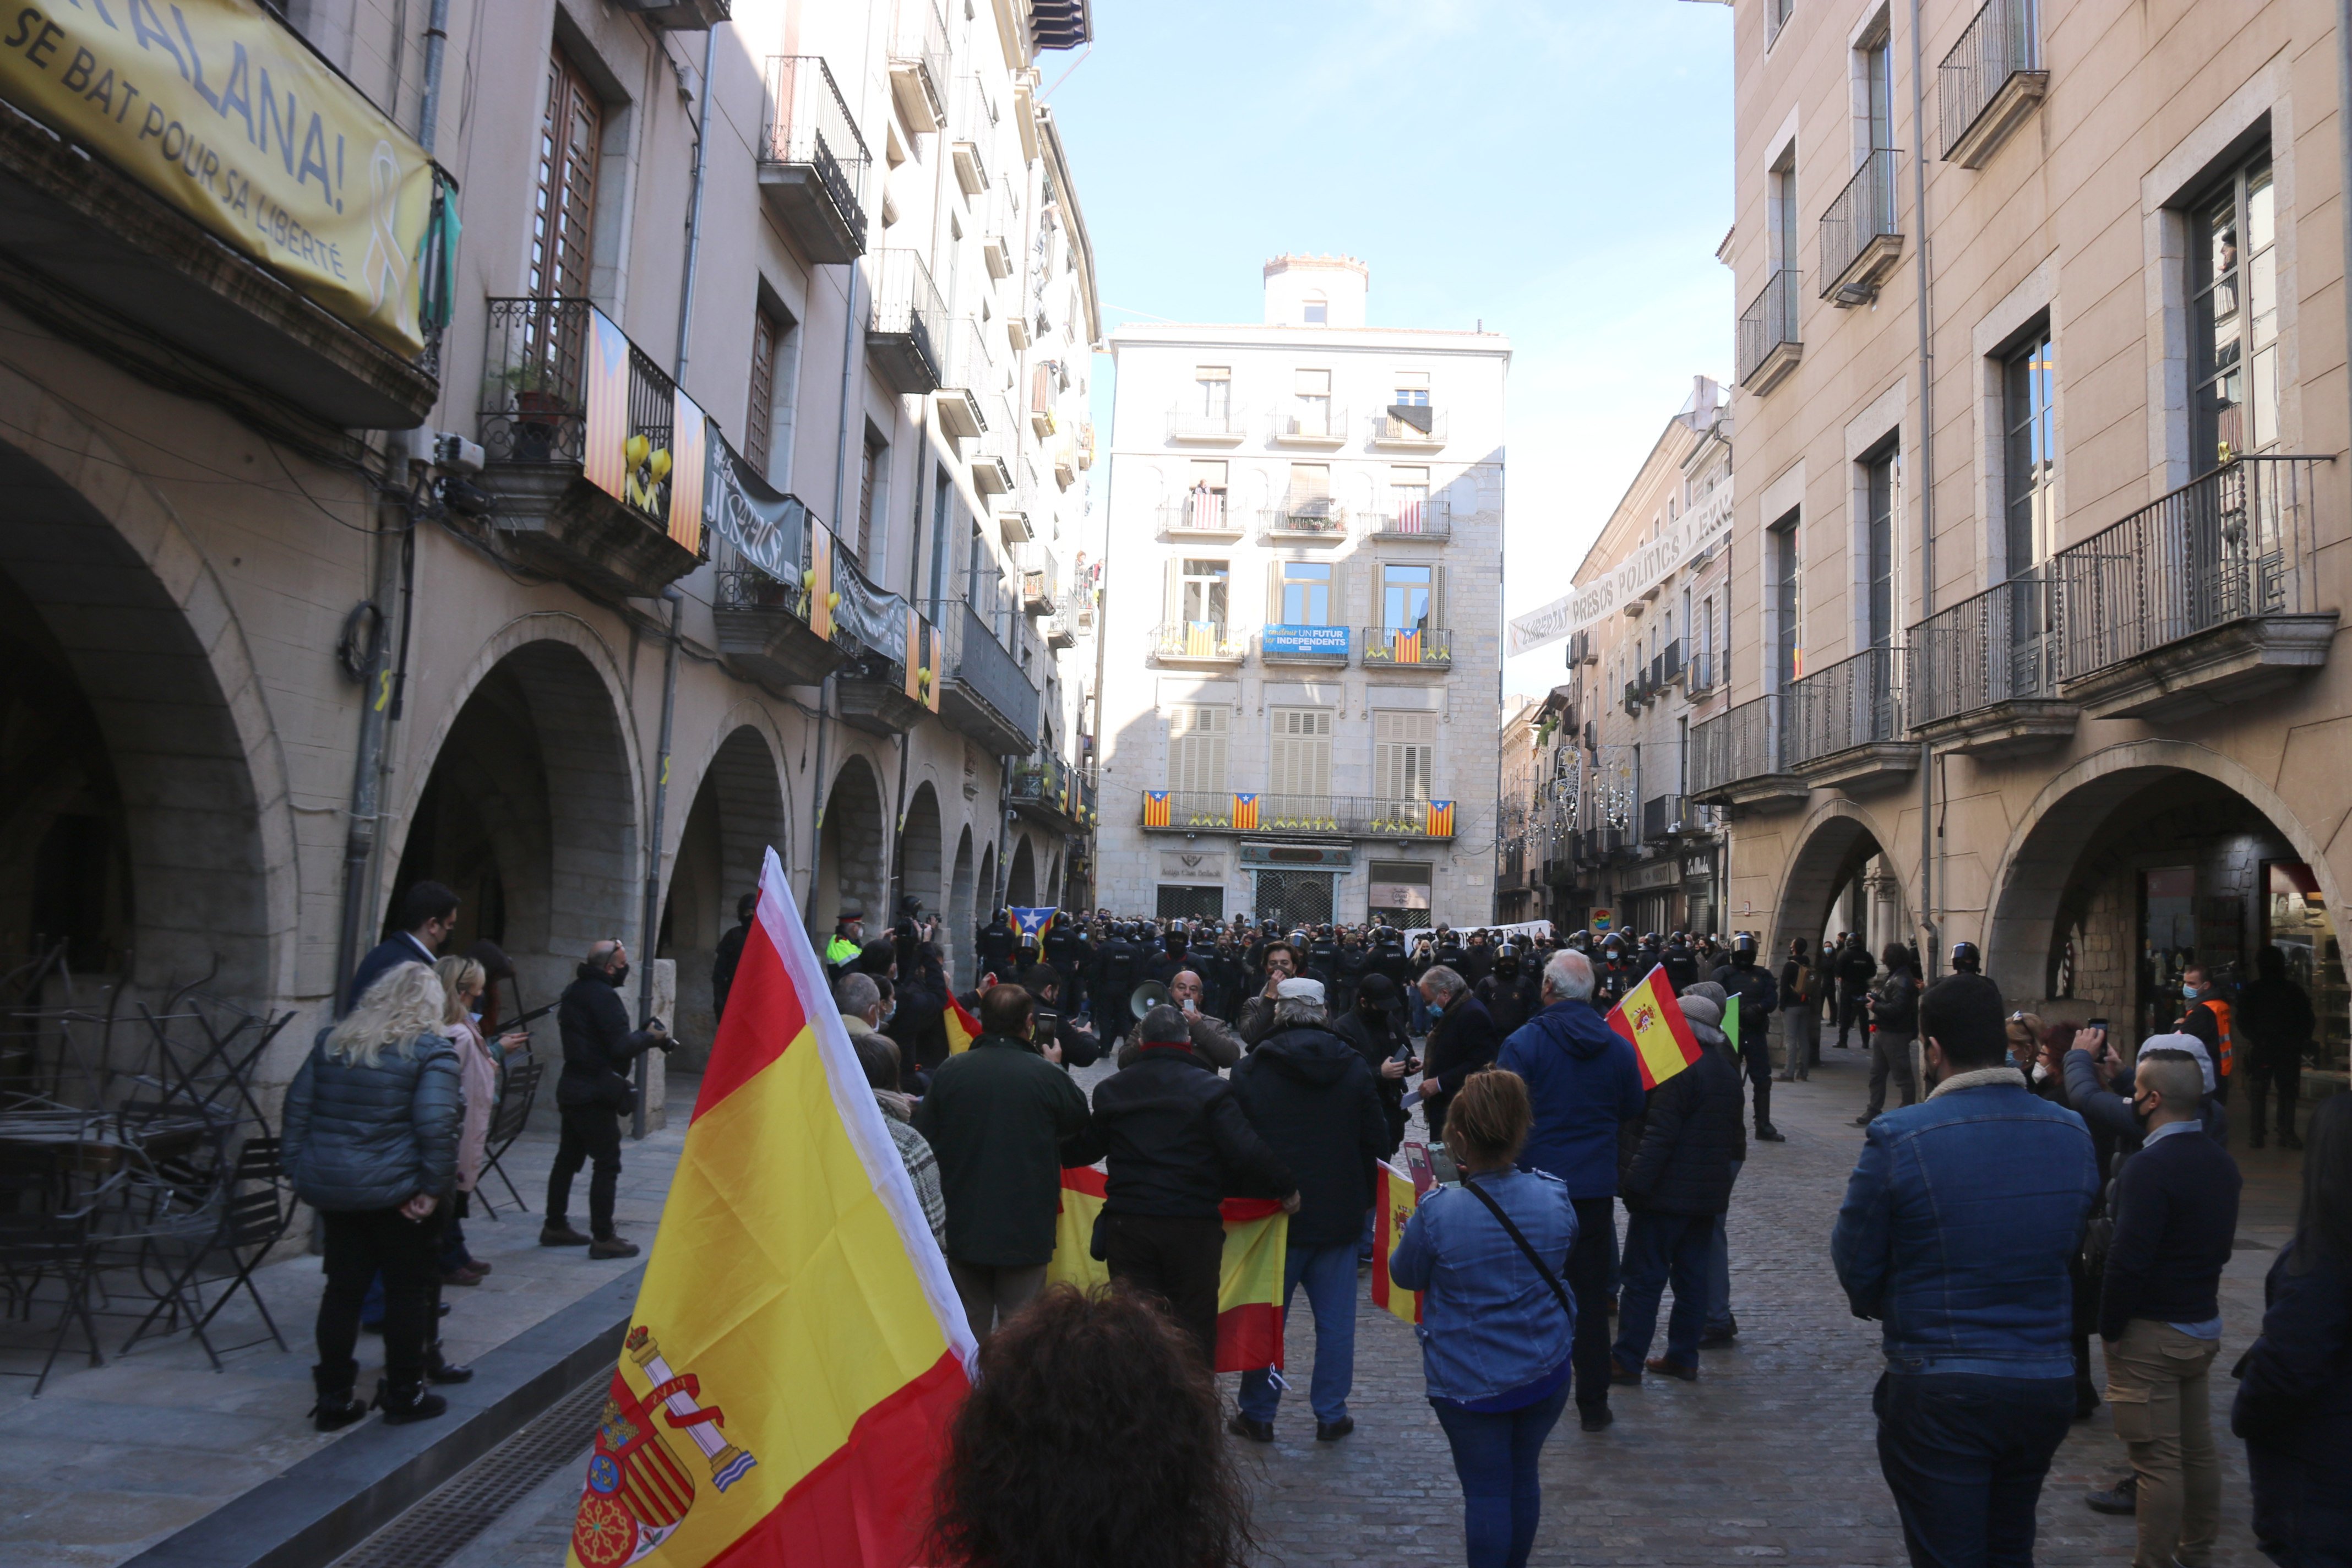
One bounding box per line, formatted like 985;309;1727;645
2175;965;2235;1104
542;940;672;1259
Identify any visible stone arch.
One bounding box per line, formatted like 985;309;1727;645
1771;797;1912;962
948;825;976;983
1005;834;1038;908
898;781;945;922
658;723;789;1060
1044;846;1063;907
977;843;997;937
1984;739;2344;1026
0;415;292;1013
814;753;887;935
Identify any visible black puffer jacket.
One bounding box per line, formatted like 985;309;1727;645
1230;1024;1391;1245
1069;1044;1294;1221
1623;1041;1746;1216
1870;966;1920;1038
282;1028;462;1212
556;970;663;1109
1332;1007;1411;1147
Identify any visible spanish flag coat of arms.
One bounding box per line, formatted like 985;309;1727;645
1606;963;1705;1090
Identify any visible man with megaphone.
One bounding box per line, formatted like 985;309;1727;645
1117;970;1243;1070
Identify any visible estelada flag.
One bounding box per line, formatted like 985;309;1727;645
1045;1167;1287;1371
1607;963;1705;1090
566;848;976;1568
943;993;981;1055
1370;1158;1423;1325
1009;906;1057;944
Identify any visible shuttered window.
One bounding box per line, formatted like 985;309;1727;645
1270;707;1333;797
532;51;602;302
1374;710;1437;801
1168;705;1229;793
745;307;782;477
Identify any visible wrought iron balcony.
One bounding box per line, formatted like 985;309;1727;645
711;517;851;692
1360;625;1453;670
1161;492;1242;538
1689;694;1807;809
1906;573;2075;755
867;249;944;394
1167;405;1248;442
937;318;994;439
1273;406;1350;447
1020;545;1060;616
759;58;867;263
1940;0;2046;168
1369;497;1451;540
1152;622;1248;663
618;0;729;28
1259;505;1348;543
1820;150;1904;306
1139;791;1457;841
1642;794;1697;840
888;0;949;131
1736;269;1801;394
1372;407;1448;448
1787;645;1915;788
921;597;1039;756
1011;753;1087;829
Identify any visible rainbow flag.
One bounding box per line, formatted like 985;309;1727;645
1232;792;1260;830
1143;791;1172;827
565;850;973;1568
1607;963;1703;1090
1425;800;1455;836
943;994;981;1055
1370;1159;1423;1325
1046;1167;1288;1371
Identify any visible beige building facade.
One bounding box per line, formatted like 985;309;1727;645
0;0;1101;1105
1702;0;2351;1078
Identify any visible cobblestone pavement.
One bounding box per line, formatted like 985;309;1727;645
473;1044;2300;1566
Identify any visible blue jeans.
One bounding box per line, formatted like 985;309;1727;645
1874;1371;2075;1568
1706;1158;1742;1332
1238;1242;1359;1424
1431;1382;1571;1568
1611;1210;1709;1370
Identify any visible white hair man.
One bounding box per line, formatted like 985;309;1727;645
1490;943;1647;1431
1414;965;1498;1148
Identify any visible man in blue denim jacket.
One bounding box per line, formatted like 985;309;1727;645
1832;972;2098;1567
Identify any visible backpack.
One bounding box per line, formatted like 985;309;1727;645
1790;961;1816;1005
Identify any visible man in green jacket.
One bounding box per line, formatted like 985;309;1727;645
914;982;1093;1342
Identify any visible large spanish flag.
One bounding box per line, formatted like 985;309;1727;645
1370;1159;1423;1325
1044;1167;1288;1371
1607;963;1703;1090
567;849;976;1568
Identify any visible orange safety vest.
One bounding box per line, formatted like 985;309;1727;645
2199;998;2233;1077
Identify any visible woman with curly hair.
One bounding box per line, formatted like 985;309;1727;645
923;1284;1255;1568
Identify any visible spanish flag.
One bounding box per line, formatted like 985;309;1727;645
1046;1167;1288;1371
1607;963;1704;1090
1232;792;1260;830
1425;799;1455;837
943;993;981;1055
566;849;974;1568
1370;1159;1423;1325
1143;790;1172;827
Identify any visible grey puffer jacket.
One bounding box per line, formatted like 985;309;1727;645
282;1027;463;1212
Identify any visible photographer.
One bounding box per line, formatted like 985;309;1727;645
542;940;671;1261
1020;963;1103;1070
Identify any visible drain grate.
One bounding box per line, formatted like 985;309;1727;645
328;1373;606;1568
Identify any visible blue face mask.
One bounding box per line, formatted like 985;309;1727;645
2182;983;2201;999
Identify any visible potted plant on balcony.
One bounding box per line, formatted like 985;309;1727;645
495;357;578;463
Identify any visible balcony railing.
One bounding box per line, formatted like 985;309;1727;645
867;249;945;394
1139;791;1458;840
1787;645;1905;767
1167;405;1246;441
1361;625;1453;669
1940;0;2043;163
1259;505;1348;541
1011;753;1083;824
1642;794;1692;839
1276;406;1348;443
1736;269;1801;390
1373;407;1447;445
923;596;1041;747
1690;694;1787;798
1020;545;1060;614
1820;149;1902;302
1369;497;1451;538
1152;622;1248;661
888;0;949;131
1908;574;2059;728
2051;455;2324;680
1161;491;1240;536
759;57;868;263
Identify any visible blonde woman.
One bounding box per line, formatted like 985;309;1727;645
282;962;461;1431
434;956;530;1291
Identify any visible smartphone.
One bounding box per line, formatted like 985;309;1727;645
2086;1018;2108;1035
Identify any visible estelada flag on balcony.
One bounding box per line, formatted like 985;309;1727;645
1232;792;1261;830
805;525;836;642
1607;963;1703;1091
943;993;981;1055
564;848;975;1568
1391;629;1424;665
1046;1167;1288;1370
1424;800;1455;836
1370;1158;1424;1325
1144;791;1172;827
902;608;940;710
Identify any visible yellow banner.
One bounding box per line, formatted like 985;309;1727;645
0;0;438;355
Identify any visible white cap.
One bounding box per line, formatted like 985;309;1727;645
2138;1032;2216;1094
1276;976;1326;1006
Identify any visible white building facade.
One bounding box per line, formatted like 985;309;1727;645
1095;257;1507;926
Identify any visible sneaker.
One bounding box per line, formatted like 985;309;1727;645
540;1221;592;1247
2085;1474;2138;1515
1578;1405;1614;1432
1754;1124;1787;1142
1315;1417;1354;1442
589;1234;641;1260
1646;1357;1698;1382
1226;1412;1273;1443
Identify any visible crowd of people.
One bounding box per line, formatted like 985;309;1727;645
284;886;2351;1568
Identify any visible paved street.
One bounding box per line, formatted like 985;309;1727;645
467;1042;2300;1567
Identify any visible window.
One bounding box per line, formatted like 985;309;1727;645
1195;366;1231;423
1392;371;1430;409
1389;464;1430;531
1368;859;1433;916
1769;151;1798;279
1292;369;1332;436
1374;710;1436;801
2189;153;2277;471
1698;593;1716;687
1769;511;1802;686
1280;562;1332;624
1167;705;1229;793
532;50;602;302
1767;0;1793;47
856;426;887;562
2003;325;2057;574
1286;462;1334;524
1157;885;1224;921
1302;292;1327;325
1859;26;1893;153
928;464;952;602
1270;708;1334;798
1382;564;1433;629
1188;458;1228;494
1862;444;1897;647
745;307;783;477
1180;558;1229;625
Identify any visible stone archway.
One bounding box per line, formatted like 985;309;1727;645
897;782;944;923
658;725;788;1063
813;754;887;935
948;825;975;984
977;843;997;939
1770;799;1911;963
1005;834;1038;908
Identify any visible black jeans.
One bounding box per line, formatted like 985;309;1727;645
1566;1196;1618;1412
317;1206;442;1384
547;1102;623;1237
1100;1210;1224;1366
1739;1035;1773;1129
1874;1371;2074;1568
1837;990;1870;1048
2242;1049;2301;1140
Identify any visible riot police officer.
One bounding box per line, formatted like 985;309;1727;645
1710;932;1785;1142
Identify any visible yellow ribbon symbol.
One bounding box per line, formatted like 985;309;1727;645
361;140;409;318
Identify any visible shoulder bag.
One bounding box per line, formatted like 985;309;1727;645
1459;1174;1574;1320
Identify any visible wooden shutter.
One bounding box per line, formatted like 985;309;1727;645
745;309;780;477
1329;558;1349;628
1169;705;1229;793
1271;709;1332;797
1428;563;1447;628
532;50;602;302
1375;711;1437;800
1266;560;1285;624
1163;558;1183;627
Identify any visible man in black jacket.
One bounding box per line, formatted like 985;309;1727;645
1019;963;1103;1070
710;891;757;1028
543;940;670;1257
1332;974;1415;1149
1087;925;1142;1049
346;880;459;1015
2099;1049;2241;1568
1066;1005;1297;1366
977;910;1016;981
1415;965;1501;1146
1857;942;1920;1124
1711;933;1783;1141
1611;990;1746;1384
1834;935;1878;1050
2236;944;2314;1149
1227;981;1391;1441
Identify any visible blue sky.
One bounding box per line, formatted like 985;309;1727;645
1051;0;1738;699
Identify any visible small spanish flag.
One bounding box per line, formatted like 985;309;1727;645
1371;1158;1423;1325
1232;792;1260;830
1047;1168;1288;1370
1144;790;1172;826
944;994;981;1055
1607;963;1704;1090
1424;799;1455;836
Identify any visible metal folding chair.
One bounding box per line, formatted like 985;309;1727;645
120;1135;290;1368
475;1056;544;1217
